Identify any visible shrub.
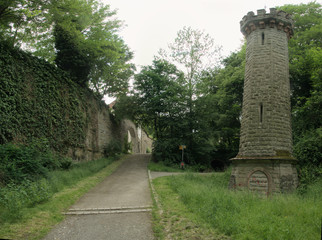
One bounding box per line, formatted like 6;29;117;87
0;143;48;184
152;138;181;164
0;141;73;185
0;156;117;223
294;128;322;168
103;139;123;158
59;157;73;170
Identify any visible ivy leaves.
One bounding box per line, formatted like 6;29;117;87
0;42;86;152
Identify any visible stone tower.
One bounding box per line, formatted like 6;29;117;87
229;8;298;194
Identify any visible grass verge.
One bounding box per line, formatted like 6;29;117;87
0;156;126;240
148;161;186;172
148;160;205;172
151;175;229;240
152;171;322;240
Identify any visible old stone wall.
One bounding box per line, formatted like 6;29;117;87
0;43;152;161
67;96;152;161
119;119;153;154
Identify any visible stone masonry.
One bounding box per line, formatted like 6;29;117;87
229;8;298;194
67;97;152;161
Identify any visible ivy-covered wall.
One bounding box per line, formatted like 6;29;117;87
0;42;88;153
0;42;152;160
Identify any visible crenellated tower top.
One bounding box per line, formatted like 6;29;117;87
240;8;294;39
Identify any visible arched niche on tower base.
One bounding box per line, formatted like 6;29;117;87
247;167;273;196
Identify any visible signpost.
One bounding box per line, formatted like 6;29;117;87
179;145;186;169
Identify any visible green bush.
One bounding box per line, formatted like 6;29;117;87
294;128;322;168
294;128;322;189
152;138;181;164
0;141;73;185
104;139;123;158
0;143;48;184
59;157;73;170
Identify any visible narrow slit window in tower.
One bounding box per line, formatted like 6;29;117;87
262;32;265;45
260;103;263;123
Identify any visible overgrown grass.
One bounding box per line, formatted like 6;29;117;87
152;176;230;240
152;171;322;240
0;155;124;229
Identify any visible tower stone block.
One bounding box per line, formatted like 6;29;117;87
229;8;298;194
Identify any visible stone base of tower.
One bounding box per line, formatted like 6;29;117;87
229;157;298;195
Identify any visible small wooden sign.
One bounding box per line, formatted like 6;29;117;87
179;145;186;150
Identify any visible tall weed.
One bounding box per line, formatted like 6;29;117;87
0;180;52;222
0;142;71;185
168;172;322;240
0;157;117;223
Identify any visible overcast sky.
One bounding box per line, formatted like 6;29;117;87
103;0;315;66
102;0;317;103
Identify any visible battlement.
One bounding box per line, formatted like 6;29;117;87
240;8;294;39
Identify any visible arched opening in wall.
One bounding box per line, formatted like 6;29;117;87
127;128;136;153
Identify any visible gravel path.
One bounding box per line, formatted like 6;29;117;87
43;154;154;240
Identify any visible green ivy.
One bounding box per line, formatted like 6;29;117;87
0;41;88;153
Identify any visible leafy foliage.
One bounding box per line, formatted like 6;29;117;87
133;59;192;163
51;0;134;93
159;26;221;88
0;41;87;153
158;27;222;164
134;59;186;138
0;0;51;49
0;0;134;96
276;2;322;185
103;139;123;158
0;140;73;185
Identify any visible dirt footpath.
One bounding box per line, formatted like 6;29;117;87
43;154;154;240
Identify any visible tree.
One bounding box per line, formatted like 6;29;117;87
51;0;134;94
160;26;221;88
158;27;221;155
278;2;322;107
133;59;189;163
197;46;245;163
0;0;134;96
0;0;51;49
134;59;186;138
278;3;322;146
